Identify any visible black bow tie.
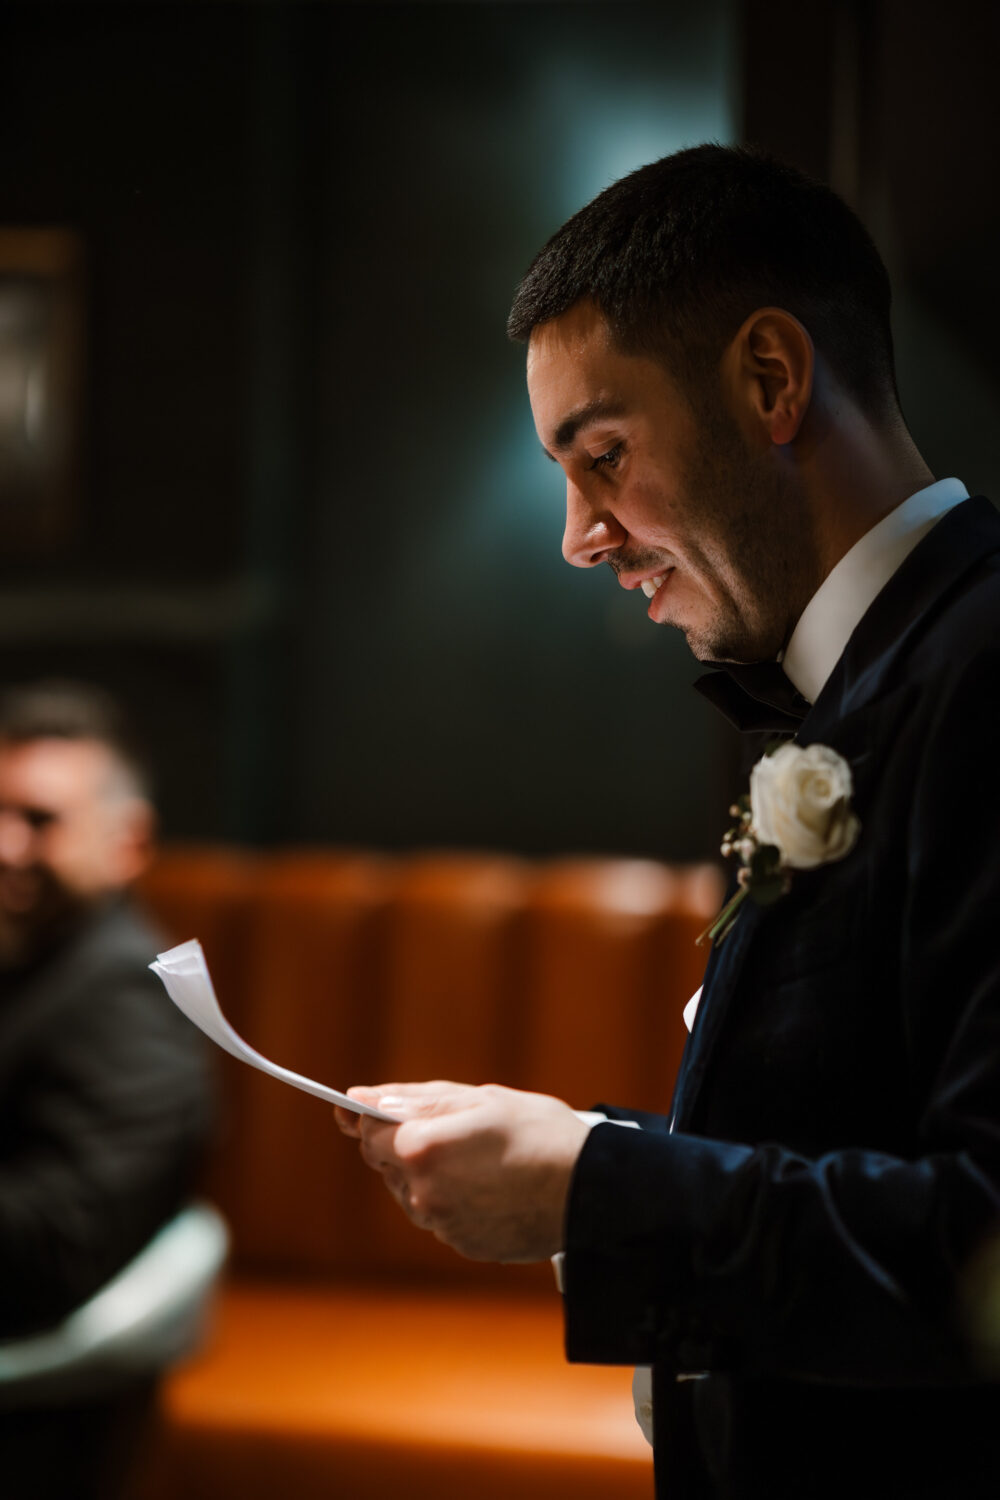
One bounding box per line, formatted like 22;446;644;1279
693;660;811;735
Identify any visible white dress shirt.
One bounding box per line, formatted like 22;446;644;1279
781;477;968;704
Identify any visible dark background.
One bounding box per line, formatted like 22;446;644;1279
1;0;997;858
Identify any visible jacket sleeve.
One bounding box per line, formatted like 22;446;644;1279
562;648;1000;1385
0;966;213;1337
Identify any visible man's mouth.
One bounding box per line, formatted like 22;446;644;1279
639;574;668;599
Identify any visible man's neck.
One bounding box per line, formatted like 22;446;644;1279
796;400;936;586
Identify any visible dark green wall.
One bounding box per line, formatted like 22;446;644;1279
1;0;996;859
0;1;740;858
295;2;738;855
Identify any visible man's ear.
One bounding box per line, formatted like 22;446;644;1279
724;307;814;447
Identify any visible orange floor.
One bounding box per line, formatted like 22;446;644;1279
143;1281;653;1500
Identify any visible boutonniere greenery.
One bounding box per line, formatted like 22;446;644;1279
698;742;861;948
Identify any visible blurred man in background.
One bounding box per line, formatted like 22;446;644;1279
0;680;212;1498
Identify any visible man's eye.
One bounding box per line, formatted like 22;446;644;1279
24;809;56;832
587;445;623;471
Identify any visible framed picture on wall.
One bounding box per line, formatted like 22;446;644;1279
0;228;84;549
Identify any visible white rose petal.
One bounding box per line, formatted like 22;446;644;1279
750;743;860;870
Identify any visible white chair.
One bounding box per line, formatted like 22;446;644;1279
0;1202;228;1408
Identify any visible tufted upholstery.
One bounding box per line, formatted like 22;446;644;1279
133;846;722;1499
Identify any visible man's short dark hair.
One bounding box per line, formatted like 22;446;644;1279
0;680;153;800
507;143;898;419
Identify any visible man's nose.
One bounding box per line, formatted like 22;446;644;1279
561;481;626;568
0;812;34;866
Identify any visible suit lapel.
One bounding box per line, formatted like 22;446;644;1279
803;494;1000;740
670;895;765;1128
671;496;1000;1131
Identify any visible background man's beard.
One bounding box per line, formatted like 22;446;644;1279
0;878;85;968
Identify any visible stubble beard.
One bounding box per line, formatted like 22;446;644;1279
680;395;819;664
0;871;86;968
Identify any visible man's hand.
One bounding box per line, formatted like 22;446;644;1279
334;1081;590;1263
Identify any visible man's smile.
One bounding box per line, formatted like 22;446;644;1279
612;563;678;621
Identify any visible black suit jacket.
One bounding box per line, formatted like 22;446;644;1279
0;897;212;1338
563;496;1000;1497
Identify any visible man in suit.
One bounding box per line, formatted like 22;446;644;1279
0;680;212;1497
338;146;1000;1496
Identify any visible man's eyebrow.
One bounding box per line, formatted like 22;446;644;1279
543;398;628;458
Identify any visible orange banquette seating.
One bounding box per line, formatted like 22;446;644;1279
133;846;722;1500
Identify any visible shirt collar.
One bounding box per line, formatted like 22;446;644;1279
781;477;969;705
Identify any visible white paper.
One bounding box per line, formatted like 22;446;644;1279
150;938;398;1122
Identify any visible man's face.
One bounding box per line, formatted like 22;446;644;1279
526;299;811;663
0;737;150;961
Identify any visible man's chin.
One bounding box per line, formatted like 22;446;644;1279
683;616;782;667
671;602;755;665
683;629;753;666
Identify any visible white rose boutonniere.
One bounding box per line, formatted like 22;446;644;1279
751;743;860;868
698;742;861;948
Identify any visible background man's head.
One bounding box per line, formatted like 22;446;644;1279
507;143;898;423
0;681;155;963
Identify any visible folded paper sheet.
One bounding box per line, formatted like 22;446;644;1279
150;938;398;1121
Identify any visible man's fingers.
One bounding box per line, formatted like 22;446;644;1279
345;1080;496;1232
348;1080;463;1105
333;1103;363;1137
381;1164;407;1198
358;1115;400;1165
349;1079;478;1131
345;1084;381;1106
375;1094;447;1120
360;1144;425;1224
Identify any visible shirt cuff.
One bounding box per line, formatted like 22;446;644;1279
551;1111;641;1290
